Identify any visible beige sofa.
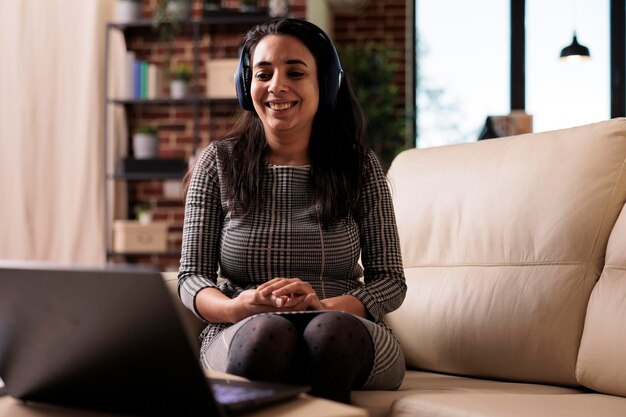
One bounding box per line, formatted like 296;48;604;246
352;117;626;417
169;118;626;417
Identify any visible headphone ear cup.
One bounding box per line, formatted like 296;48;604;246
324;42;343;111
235;51;254;111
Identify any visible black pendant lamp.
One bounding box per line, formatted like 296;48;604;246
560;32;591;61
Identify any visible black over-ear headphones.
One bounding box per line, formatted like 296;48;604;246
235;18;344;112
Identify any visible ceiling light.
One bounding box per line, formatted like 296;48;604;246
560;32;591;61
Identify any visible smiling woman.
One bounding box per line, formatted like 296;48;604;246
178;18;407;404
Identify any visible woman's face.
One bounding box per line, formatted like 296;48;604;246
250;34;319;141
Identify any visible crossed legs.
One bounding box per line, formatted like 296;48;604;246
225;311;374;403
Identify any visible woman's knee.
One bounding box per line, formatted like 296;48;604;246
301;312;374;397
231;314;298;352
302;311;372;353
226;314;299;381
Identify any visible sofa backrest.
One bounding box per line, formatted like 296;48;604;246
576;201;626;396
385;118;626;386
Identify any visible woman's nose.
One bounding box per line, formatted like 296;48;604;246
269;72;288;93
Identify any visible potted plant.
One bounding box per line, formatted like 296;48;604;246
133;202;154;225
165;0;192;21
153;0;189;76
338;42;407;169
170;63;193;99
132;125;159;159
114;0;141;23
239;0;259;13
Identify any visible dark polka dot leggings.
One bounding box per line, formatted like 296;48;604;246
225;311;374;404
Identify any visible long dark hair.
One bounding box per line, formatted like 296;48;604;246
189;19;367;226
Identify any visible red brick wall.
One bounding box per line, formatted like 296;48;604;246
117;0;407;269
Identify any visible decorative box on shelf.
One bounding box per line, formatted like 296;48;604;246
113;220;169;253
206;59;239;99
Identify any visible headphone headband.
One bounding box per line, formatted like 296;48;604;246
235;18;344;112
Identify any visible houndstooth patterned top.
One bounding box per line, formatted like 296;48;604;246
178;139;406;353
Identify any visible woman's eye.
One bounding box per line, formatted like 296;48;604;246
289;71;304;78
255;72;272;81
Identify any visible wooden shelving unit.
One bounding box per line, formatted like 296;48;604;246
103;11;270;268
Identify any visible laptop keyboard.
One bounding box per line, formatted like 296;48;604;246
212;381;276;405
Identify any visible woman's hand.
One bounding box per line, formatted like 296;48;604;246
319;295;369;319
196;283;369;324
256;278;368;318
227;289;287;322
224;278;370;323
257;278;324;311
227;279;320;322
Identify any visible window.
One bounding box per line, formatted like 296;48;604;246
526;0;610;132
416;0;510;148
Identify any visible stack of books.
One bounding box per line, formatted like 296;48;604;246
121;51;164;99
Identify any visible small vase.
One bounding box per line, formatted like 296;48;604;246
115;0;141;23
166;0;191;20
138;211;153;225
269;0;289;17
133;133;159;159
170;80;188;99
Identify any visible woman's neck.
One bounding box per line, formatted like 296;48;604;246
265;134;310;166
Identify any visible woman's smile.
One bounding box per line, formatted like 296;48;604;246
266;100;298;111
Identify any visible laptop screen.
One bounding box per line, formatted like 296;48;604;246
0;264;224;416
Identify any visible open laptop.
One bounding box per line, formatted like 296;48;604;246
0;263;309;416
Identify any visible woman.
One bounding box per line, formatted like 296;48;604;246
178;18;406;404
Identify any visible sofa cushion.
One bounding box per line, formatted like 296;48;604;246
386;118;626;385
351;370;584;417
576;203;626;397
389;392;626;417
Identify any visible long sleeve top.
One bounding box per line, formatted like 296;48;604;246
178;139;406;346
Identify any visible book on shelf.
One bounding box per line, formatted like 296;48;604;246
147;64;162;99
132;60;141;98
140;61;148;98
122;50;135;98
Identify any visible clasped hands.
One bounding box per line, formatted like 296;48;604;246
232;278;324;321
227;278;368;323
256;277;323;310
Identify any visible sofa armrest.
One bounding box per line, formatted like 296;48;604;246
162;272;206;350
